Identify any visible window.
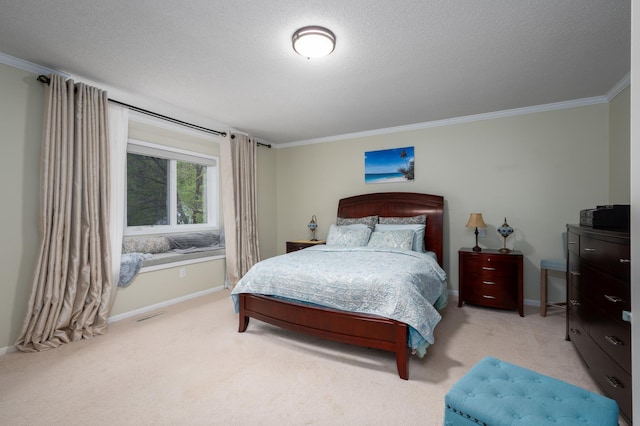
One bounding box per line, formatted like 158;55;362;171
125;139;219;235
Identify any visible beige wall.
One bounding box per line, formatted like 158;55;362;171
110;258;226;316
609;85;631;204
0;64;43;351
275;104;612;303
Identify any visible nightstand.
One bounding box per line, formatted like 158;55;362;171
458;248;524;316
286;240;326;253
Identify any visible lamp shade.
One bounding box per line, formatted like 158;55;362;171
466;213;486;228
292;26;336;58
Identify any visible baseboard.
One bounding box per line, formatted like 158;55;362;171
448;289;542;307
107;286;224;324
0;344;17;356
0;287;224;356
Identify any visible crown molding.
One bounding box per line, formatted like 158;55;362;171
0;51;70;78
605;72;630;101
280;95;609;148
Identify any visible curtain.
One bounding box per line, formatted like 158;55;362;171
16;74;112;352
107;103;129;309
221;134;261;287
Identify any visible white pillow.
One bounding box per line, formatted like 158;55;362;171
367;230;414;251
374;223;426;252
326;224;372;247
336;223;370;230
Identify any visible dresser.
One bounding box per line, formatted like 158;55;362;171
566;225;631;423
285;240;326;253
458;248;524;316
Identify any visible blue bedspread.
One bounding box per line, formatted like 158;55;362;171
231;246;448;356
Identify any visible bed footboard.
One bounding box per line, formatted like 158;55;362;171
238;293;410;379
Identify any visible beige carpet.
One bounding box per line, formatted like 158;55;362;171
0;290;616;425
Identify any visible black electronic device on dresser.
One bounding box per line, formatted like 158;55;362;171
579;204;630;230
566;224;632;423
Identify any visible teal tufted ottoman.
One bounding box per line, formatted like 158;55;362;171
444;356;619;425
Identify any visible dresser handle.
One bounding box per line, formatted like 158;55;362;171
605;335;624;346
482;295;496;299
568;241;577;245
570;271;581;276
584;247;596;252
606;376;623;389
619;258;631;263
482;267;495;271
569;299;581;306
570;328;580;335
605;295;623;303
482;281;495;285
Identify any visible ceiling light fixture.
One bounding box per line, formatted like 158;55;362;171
292;26;336;58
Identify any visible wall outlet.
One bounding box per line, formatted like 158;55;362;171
179;268;186;278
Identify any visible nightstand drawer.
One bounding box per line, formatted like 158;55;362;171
463;273;517;293
461;255;517;276
464;282;517;309
286;240;326;253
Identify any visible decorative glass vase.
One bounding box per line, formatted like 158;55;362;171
307;215;318;241
497;217;514;253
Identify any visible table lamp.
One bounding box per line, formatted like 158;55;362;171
466;213;486;252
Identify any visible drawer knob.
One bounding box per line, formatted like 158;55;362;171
605;335;624;346
569;299;581;306
482;281;496;285
570;328;581;335
570;271;581;276
604;294;623;303
619;258;631;263
568;241;577;245
606;376;623;389
482;295;496;299
482;267;495;271
584;247;596;252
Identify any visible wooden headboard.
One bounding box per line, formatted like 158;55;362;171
337;192;444;266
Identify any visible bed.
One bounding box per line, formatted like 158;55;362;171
231;192;446;379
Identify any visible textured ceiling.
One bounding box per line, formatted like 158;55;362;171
0;0;630;144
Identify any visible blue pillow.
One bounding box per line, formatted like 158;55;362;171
326;224;372;246
374;223;426;252
367;230;415;251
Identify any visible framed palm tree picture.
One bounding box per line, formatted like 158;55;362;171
364;146;414;184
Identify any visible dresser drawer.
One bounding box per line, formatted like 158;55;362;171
582;344;633;422
580;235;630;280
567;279;589;331
589;310;631;374
582;263;630;315
567;231;580;255
568;319;590;359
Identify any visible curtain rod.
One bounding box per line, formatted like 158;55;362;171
37;74;229;137
230;134;272;148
